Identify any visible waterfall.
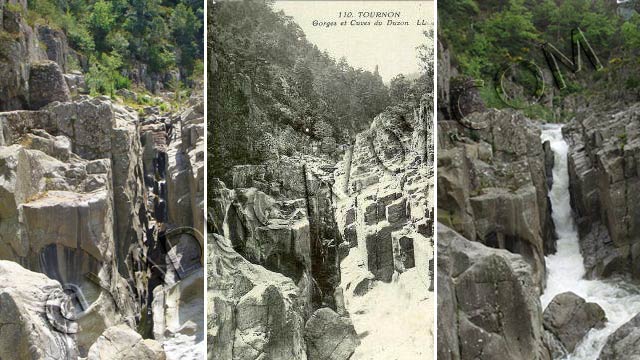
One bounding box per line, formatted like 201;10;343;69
541;124;640;359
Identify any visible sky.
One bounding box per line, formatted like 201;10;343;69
272;1;434;82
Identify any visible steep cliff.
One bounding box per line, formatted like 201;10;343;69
563;104;640;280
0;9;205;354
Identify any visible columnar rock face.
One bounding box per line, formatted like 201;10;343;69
0;88;205;356
563;104;640;279
437;224;550;360
437;109;554;287
542;292;606;353
0;0;46;111
599;313;640;359
139;94;206;357
0;260;78;360
335;101;433;284
36;25;71;72
209;233;307;360
167;98;205;237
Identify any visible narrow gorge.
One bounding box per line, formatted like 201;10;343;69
209;96;434;360
438;31;640;359
209;2;435;359
0;1;205;358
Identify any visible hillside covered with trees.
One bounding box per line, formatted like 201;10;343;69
25;0;203;94
209;0;431;180
440;0;640;121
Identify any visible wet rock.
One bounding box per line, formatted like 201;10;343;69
437;224;550;360
28;60;71;110
543;292;606;353
87;324;165;360
304;307;359;360
599;312;640;359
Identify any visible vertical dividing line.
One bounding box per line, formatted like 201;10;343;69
202;1;209;357
432;1;439;357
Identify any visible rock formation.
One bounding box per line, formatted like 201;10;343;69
542;292;606;353
438;109;554;287
0;7;205;353
437;224;550;360
599;313;640;359
563;103;640;279
209;94;434;359
436;37;559;359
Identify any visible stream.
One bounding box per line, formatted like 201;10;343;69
540;124;640;359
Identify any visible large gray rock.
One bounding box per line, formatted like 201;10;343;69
543;292;606;353
437;223;550;360
304;307;359;360
437;109;555;288
599;313;640;359
0;260;78;360
209;233;307;360
87;324;165;360
564;103;640;280
0;0;46;111
36;25;71;72
29;60;71;110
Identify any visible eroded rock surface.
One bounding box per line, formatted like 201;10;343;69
543;291;606;353
87;324;165;360
563;104;640;280
209;233;307;360
0;260;78;360
304;307;359;360
437;223;550;360
599;313;640;359
438;109;554;288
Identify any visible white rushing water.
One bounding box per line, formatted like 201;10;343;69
540;124;640;359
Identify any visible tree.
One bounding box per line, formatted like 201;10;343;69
89;0;116;52
171;2;203;72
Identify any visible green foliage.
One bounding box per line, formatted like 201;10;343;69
170;3;202;72
209;1;405;179
26;0;203;90
441;0;637;118
86;52;130;96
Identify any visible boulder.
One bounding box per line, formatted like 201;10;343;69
304;307;359;360
0;260;78;360
599;313;640;359
87;324;165;360
29;61;71;110
437;223;550;360
209;233;307;360
543;292;606;353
